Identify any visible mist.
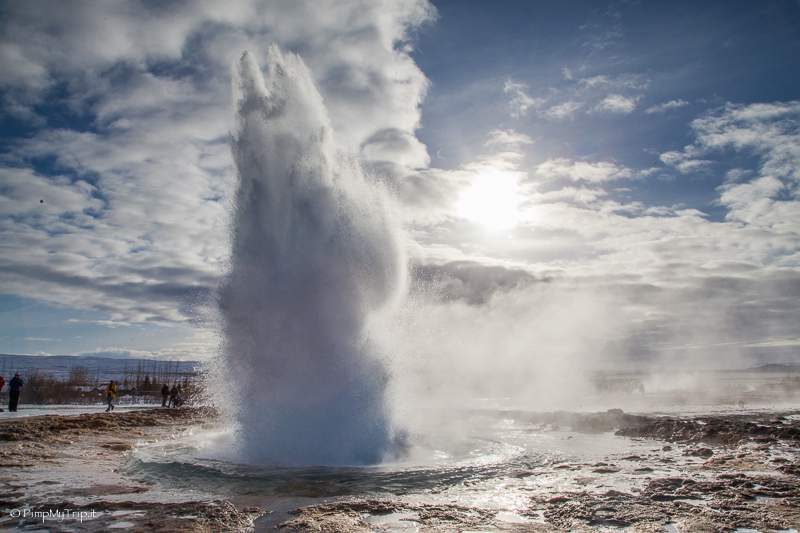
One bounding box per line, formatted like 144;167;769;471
378;265;799;434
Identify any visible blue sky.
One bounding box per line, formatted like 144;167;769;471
0;0;798;367
412;0;800;210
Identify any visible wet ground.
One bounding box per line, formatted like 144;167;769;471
1;406;799;531
271;409;800;532
0;408;262;531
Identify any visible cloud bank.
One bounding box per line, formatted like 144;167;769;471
0;2;797;379
0;0;433;327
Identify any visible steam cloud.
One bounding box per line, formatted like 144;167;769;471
219;47;407;465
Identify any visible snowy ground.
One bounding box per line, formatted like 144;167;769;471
0;403;161;419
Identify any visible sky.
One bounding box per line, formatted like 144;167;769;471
0;0;799;368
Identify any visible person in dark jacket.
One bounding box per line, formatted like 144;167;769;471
0;374;5;412
174;384;184;407
161;383;170;407
169;384;178;408
9;373;23;412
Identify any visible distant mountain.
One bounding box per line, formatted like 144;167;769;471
750;362;800;372
0;354;201;384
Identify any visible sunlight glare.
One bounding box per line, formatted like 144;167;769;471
456;170;521;232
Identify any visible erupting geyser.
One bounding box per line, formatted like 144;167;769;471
219;47;407;465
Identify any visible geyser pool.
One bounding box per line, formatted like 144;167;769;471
218;47;407;466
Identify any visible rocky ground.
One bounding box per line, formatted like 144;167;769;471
1;407;799;532
0;407;264;532
280;410;800;532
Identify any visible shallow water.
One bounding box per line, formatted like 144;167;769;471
124;409;672;528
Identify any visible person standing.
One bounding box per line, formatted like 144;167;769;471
0;374;6;412
169;384;178;408
161;383;169;407
105;380;117;412
8;373;23;412
174;384;184;407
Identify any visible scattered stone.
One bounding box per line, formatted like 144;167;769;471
616;411;800;445
280;499;495;532
685;447;714;458
101;442;133;451
592;465;621;474
528;468;800;531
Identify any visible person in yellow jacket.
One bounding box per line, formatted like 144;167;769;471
105;380;118;412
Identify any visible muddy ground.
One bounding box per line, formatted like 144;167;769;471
1;407;799;532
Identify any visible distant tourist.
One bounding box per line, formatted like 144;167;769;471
8;373;24;412
0;374;5;411
175;384;184;407
105;380;118;412
161;383;170;407
169;384;178;408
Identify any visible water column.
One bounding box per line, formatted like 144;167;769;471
219;47;407;465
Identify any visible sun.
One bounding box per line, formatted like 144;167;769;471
456;169;521;232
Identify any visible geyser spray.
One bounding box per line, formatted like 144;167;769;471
219;47;407;465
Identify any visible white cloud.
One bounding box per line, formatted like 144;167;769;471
485;129;534;147
390;102;800;373
535;158;634;182
1;2;798;371
645;99;689;114
660;101;800;231
544;100;584;120
503;79;545;118
396;107;800;385
0;0;436;329
595;93;639;114
0;1;435;153
718;176;784;218
577;74;648;91
502;72;648;121
533;186;608;205
658;150;712;174
0;167;102;216
692;101;800;185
